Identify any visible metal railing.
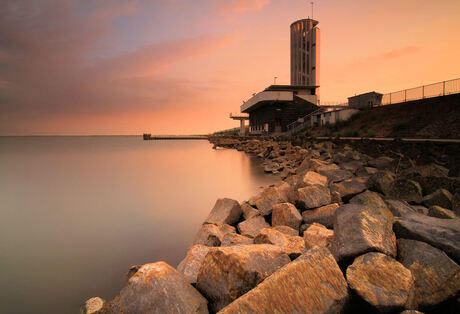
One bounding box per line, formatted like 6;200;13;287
381;78;460;105
286;108;324;133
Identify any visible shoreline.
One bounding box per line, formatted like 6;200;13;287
84;136;460;314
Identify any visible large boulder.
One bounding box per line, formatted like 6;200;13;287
237;216;270;238
108;262;209;314
276;181;294;202
302;203;340;228
194;224;235;246
356;166;379;177
294;185;331;210
254;228;306;259
303;223;334;248
272;225;299;236
385;199;418;217
428;205;456;219
297;171;328;188
221;233;253;246
367;170;395;195
368;156;395;170
453;192;460;217
271;202;302;230
320;169;354;183
423;188;453;209
253;186;284;215
240;202;259;220
397;239;460;309
330;204;396;261
350;190;388;211
218;247;349;313
177;245;211;284
340;160;364;173
393;212;460;264
195;245;290;312
346;252;414;312
388;179;423;204
330;178;367;201
204;198;242;226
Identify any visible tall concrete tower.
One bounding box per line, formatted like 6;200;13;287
290;19;320;87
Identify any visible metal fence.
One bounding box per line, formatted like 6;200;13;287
381;78;460;105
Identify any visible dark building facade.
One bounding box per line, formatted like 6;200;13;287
241;85;319;134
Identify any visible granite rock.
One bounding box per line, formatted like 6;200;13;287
196;245;290;312
218;247;349;314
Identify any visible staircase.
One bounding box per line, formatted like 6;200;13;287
285;108;324;134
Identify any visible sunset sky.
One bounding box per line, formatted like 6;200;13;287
1;0;459;135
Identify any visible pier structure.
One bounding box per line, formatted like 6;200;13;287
229;113;249;136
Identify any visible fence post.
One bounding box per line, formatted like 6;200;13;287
405;89;407;102
422;85;425;99
443;81;445;96
390;93;392;104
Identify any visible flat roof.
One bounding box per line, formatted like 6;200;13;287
290;18;319;27
264;85;319;92
348;91;383;99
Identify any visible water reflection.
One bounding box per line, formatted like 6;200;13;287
0;136;279;314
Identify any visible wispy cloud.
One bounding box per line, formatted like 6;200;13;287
212;0;270;14
0;0;238;124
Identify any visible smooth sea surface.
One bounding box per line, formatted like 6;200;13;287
0;136;280;314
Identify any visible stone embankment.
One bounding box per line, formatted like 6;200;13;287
83;137;460;314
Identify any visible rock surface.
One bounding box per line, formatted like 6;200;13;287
347;252;414;312
196;244;290;312
218;247;349;314
302;223;334;248
237;215;270;238
330;178;367;201
108;262;209;314
177;245;211;284
423;189;453;209
204;198;242;226
254;228;306;259
253;186;284;215
194;224;235;247
240;202;259;219
294;185;331;209
393;212;460;264
397;239;460;310
388;179;423;204
428;205;456;219
272;225;299;236
297;171;328;187
271;202;302;230
81;297;106;314
302;203;340;228
367;170;395;195
330;204;397;261
221;233;253;246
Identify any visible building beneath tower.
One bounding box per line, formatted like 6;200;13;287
233;18;321;135
291;19;320;87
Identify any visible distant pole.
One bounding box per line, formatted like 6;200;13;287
311;2;314;19
443;81;446;96
274;77;278;84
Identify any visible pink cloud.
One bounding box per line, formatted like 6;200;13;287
0;0;238;118
213;0;270;14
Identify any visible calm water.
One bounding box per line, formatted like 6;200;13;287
0;136;279;314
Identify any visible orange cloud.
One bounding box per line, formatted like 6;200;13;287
213;0;270;13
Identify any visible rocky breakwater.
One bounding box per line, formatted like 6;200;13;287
83;137;460;314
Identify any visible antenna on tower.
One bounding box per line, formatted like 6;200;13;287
311;2;314;19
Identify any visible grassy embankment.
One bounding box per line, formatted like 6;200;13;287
303;94;460;139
